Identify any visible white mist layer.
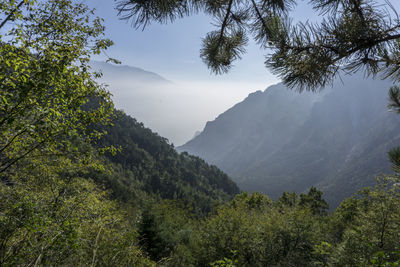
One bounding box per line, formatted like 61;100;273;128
104;78;276;146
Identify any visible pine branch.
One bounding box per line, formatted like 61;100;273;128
216;0;234;47
251;0;269;37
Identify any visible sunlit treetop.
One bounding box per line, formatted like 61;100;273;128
0;0;115;175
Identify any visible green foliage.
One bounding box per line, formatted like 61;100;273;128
0;1;240;263
165;180;400;266
0;1;153;265
299;186;329;216
201;28;248;74
330;177;400;266
266;0;400;91
210;251;238;267
388;85;400;173
172;191;323;266
138;200;193;262
277;191;299;207
275;188;329;216
388;86;400;114
0;0;114;176
94;110;240;215
0;153;153;266
5;1;400;266
389;146;400;174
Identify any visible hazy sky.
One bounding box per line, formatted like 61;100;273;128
83;0;400;145
85;0;279;83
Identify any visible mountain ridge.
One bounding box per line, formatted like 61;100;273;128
178;73;400;207
90;60;173;84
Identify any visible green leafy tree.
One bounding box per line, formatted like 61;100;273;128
178;192;323;266
277;191;298;208
330;176;400;266
0;0;114;177
0;151;153;266
0;1;157;265
299;186;329;216
138;200;193;262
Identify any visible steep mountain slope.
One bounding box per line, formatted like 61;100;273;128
93;110;240;214
178;74;400;206
179;84;323;174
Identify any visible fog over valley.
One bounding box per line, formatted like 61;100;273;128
91;61;271;145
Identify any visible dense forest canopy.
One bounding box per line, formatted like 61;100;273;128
2;0;400;266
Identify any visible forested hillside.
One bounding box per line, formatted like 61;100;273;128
179;74;400;207
4;0;400;266
94;110;240;214
0;1;239;264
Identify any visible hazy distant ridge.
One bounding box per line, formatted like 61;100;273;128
90;61;172;84
178;74;400;207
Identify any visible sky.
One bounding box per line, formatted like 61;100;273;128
85;0;278;84
83;0;400;145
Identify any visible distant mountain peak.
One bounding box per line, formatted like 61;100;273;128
90;60;173;84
